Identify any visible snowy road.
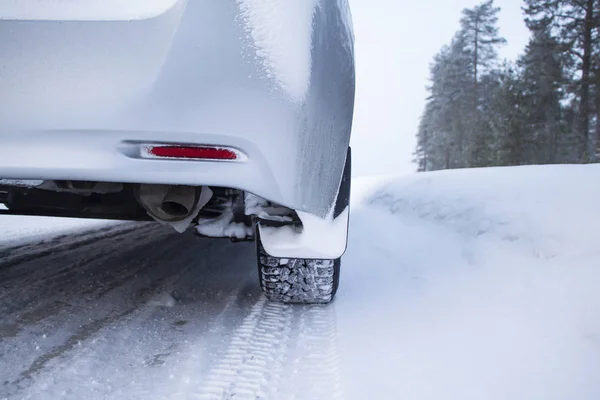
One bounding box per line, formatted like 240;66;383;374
2;165;600;399
0;223;344;400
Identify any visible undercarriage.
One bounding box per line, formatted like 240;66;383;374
0;181;301;240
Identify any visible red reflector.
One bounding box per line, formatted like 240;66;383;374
147;146;239;160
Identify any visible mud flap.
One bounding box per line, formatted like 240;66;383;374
256;148;351;260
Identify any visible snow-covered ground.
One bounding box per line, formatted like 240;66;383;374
1;164;599;399
339;164;600;399
0;205;120;250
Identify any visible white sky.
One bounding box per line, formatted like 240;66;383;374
348;0;530;176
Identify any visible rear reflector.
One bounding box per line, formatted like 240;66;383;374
141;145;243;161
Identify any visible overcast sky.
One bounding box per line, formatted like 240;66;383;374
348;0;530;176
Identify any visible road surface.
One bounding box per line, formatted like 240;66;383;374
0;223;342;399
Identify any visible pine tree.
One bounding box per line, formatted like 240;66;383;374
490;64;528;165
524;0;600;161
414;104;429;172
518;27;570;163
593;24;600;160
414;44;472;171
458;0;506;167
413;1;506;171
413;0;595;171
459;0;507;95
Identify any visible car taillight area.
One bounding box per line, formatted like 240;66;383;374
140;144;246;162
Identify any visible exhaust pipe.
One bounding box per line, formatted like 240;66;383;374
160;186;197;217
136;184;202;223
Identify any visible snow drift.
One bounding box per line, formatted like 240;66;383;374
338;164;600;400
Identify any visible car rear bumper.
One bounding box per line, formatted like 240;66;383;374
0;129;285;208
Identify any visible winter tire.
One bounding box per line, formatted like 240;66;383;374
257;243;341;304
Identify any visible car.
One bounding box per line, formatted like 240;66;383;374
0;0;355;304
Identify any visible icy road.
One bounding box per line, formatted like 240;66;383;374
1;165;600;400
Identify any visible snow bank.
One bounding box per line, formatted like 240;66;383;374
338;164;600;400
237;0;318;102
367;165;600;259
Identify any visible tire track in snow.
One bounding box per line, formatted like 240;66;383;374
279;306;344;400
194;298;293;399
194;298;343;400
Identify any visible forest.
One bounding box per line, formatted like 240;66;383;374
413;0;600;171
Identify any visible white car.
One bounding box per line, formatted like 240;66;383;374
0;0;355;303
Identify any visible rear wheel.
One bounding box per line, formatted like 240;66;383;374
255;148;350;304
257;243;341;304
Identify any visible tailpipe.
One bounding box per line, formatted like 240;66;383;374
160;186;197;218
136;184;203;223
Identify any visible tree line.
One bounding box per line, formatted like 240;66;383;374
413;0;600;171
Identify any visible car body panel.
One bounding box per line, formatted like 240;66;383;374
0;0;181;21
0;0;355;218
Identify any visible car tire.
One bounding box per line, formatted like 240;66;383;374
257;242;341;304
